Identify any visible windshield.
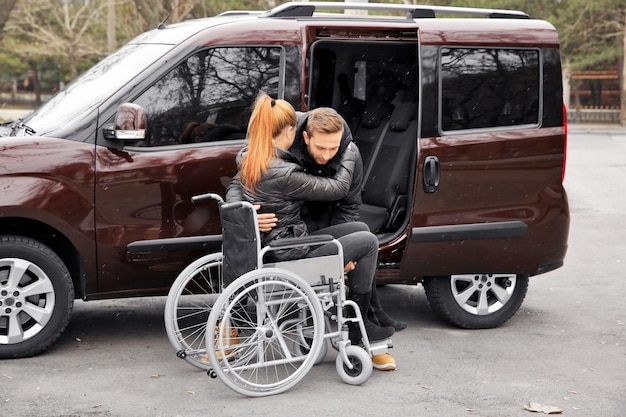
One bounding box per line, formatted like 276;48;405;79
19;42;173;137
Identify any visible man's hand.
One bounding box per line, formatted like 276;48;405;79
344;261;356;273
254;205;277;232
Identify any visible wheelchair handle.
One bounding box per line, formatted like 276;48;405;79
191;193;224;204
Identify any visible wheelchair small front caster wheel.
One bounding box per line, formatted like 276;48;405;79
207;369;217;379
336;345;372;385
176;350;187;359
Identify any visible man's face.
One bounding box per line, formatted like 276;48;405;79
302;130;342;165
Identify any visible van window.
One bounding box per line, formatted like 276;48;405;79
440;48;540;132
133;46;291;146
308;40;417;131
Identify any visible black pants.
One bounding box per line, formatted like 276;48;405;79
309;222;377;294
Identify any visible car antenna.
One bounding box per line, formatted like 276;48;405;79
157;0;187;29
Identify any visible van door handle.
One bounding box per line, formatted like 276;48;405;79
423;156;440;193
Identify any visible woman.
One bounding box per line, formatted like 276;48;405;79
228;92;395;348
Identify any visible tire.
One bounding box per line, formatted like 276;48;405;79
423;274;529;329
206;268;324;397
336;345;372;386
0;235;74;358
164;252;222;370
293;333;328;365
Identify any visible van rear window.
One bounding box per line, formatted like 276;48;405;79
440;48;540;132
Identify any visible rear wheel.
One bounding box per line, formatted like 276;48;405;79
206;268;324;397
0;235;74;358
423;274;528;329
164;252;222;370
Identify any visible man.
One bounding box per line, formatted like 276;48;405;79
276;108;407;333
290;108;363;232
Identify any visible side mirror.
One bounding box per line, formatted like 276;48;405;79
103;103;147;141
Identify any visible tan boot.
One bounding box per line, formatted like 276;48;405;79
200;322;239;364
372;353;396;371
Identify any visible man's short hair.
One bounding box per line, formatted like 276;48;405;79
306;107;344;137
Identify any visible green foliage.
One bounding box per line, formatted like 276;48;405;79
0;51;28;82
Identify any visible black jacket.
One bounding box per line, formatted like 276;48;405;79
288;112;363;232
225;147;356;260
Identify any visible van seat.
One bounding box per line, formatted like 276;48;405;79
353;101;394;178
359;91;417;233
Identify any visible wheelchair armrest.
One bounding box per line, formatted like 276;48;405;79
268;234;334;249
127;235;222;253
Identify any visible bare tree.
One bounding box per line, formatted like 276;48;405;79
6;0;108;79
0;0;18;41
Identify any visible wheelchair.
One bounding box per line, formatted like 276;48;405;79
163;193;392;396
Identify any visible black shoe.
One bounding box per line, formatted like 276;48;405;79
364;321;395;341
348;322;394;344
376;312;408;331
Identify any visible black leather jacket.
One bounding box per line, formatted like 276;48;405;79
226;147;356;260
289;113;363;232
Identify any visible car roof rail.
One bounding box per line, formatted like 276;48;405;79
218;10;263;17
262;2;530;20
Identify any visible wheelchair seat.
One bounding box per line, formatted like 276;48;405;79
219;200;344;288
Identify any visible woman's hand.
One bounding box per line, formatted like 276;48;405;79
254;205;277;232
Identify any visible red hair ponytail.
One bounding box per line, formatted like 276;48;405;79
240;93;296;191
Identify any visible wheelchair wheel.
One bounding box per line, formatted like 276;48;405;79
206;268;324;397
336;345;373;386
164;252;222;370
293;331;328;365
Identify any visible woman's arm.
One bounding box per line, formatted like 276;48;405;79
282;154;355;201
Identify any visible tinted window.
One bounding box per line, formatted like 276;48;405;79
308;41;417;127
440;48;540;132
134;47;283;146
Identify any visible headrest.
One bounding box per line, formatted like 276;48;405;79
389;88;417;131
389;103;417;132
361;102;394;128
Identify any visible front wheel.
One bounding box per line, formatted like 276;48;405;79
336;345;372;386
0;235;74;358
423;274;529;329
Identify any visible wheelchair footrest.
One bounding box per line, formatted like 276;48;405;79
369;338;393;356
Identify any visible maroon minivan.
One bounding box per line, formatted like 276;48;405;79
0;2;568;358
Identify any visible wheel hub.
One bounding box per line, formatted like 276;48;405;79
0;258;56;344
1;288;24;315
257;325;275;341
451;274;517;316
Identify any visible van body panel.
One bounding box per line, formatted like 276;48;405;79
400;127;568;278
93;143;241;295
